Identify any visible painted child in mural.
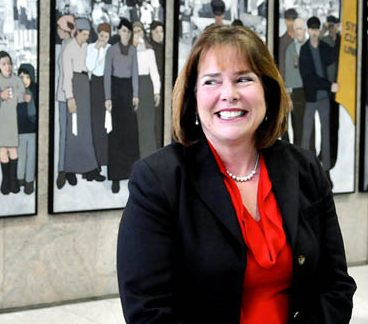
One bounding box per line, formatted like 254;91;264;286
104;17;139;194
17;63;37;195
55;14;75;189
86;22;111;169
132;20;161;159
0;51;27;195
62;17;105;185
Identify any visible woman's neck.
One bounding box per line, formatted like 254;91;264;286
209;138;258;175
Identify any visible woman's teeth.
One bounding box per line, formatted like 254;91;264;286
217;110;246;119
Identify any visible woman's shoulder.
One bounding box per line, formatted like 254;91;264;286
264;140;330;195
264;139;317;164
134;142;187;173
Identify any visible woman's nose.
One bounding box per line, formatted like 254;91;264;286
221;82;239;103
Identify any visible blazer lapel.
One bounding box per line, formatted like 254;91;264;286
187;140;244;246
263;142;299;250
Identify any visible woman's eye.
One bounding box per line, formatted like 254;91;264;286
203;79;218;86
237;76;253;83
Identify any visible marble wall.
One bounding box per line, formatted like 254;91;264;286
0;0;366;311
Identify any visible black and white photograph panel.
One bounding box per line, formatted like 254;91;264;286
276;0;357;193
174;0;268;76
50;0;165;213
0;0;38;217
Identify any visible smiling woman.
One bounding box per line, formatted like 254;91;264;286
117;25;356;323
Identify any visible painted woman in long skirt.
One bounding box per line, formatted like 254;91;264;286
104;18;139;193
62;18;105;185
86;22;111;169
0;51;27;195
133;21;161;158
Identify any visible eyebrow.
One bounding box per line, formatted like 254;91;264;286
199;70;254;79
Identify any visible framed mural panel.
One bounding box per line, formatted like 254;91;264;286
49;0;166;213
275;0;357;194
0;0;38;217
360;0;368;192
173;0;268;78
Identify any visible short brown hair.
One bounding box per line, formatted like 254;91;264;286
97;22;111;35
172;25;290;149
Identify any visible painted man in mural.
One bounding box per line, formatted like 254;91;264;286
320;15;341;170
284;17;307;146
55;14;75;189
278;8;298;80
299;16;339;186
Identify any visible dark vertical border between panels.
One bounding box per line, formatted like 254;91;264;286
48;0;56;213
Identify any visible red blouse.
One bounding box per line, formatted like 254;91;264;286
209;143;293;324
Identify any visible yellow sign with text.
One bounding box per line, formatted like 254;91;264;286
335;0;357;123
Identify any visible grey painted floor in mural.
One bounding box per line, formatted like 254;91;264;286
51;166;129;213
0;265;366;324
0;182;36;217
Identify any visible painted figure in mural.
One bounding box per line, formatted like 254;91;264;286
104;18;139;194
17;63;37;195
149;20;165;148
55;14;75;189
210;0;226;26
278;8;298;80
284;17;307;147
299;16;338;185
140;0;154;30
133;20;161;159
320;15;341;170
86;22;111;169
62;17;105;186
0;51;26;195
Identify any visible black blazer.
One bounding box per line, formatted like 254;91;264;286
299;39;338;102
117;139;356;324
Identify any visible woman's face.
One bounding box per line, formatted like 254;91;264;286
195;45;266;147
98;30;110;46
20;72;31;88
119;25;131;45
151;26;164;43
0;56;12;78
133;26;144;46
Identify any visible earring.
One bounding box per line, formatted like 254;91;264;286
264;115;268;121
195;113;199;125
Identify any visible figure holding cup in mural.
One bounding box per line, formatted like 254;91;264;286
0;51;27;194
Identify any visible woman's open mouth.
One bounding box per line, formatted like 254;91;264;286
216;110;247;120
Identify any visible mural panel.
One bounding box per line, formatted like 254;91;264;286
49;0;166;213
0;0;38;217
275;0;357;193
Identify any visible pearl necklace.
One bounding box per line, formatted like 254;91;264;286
226;153;259;182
